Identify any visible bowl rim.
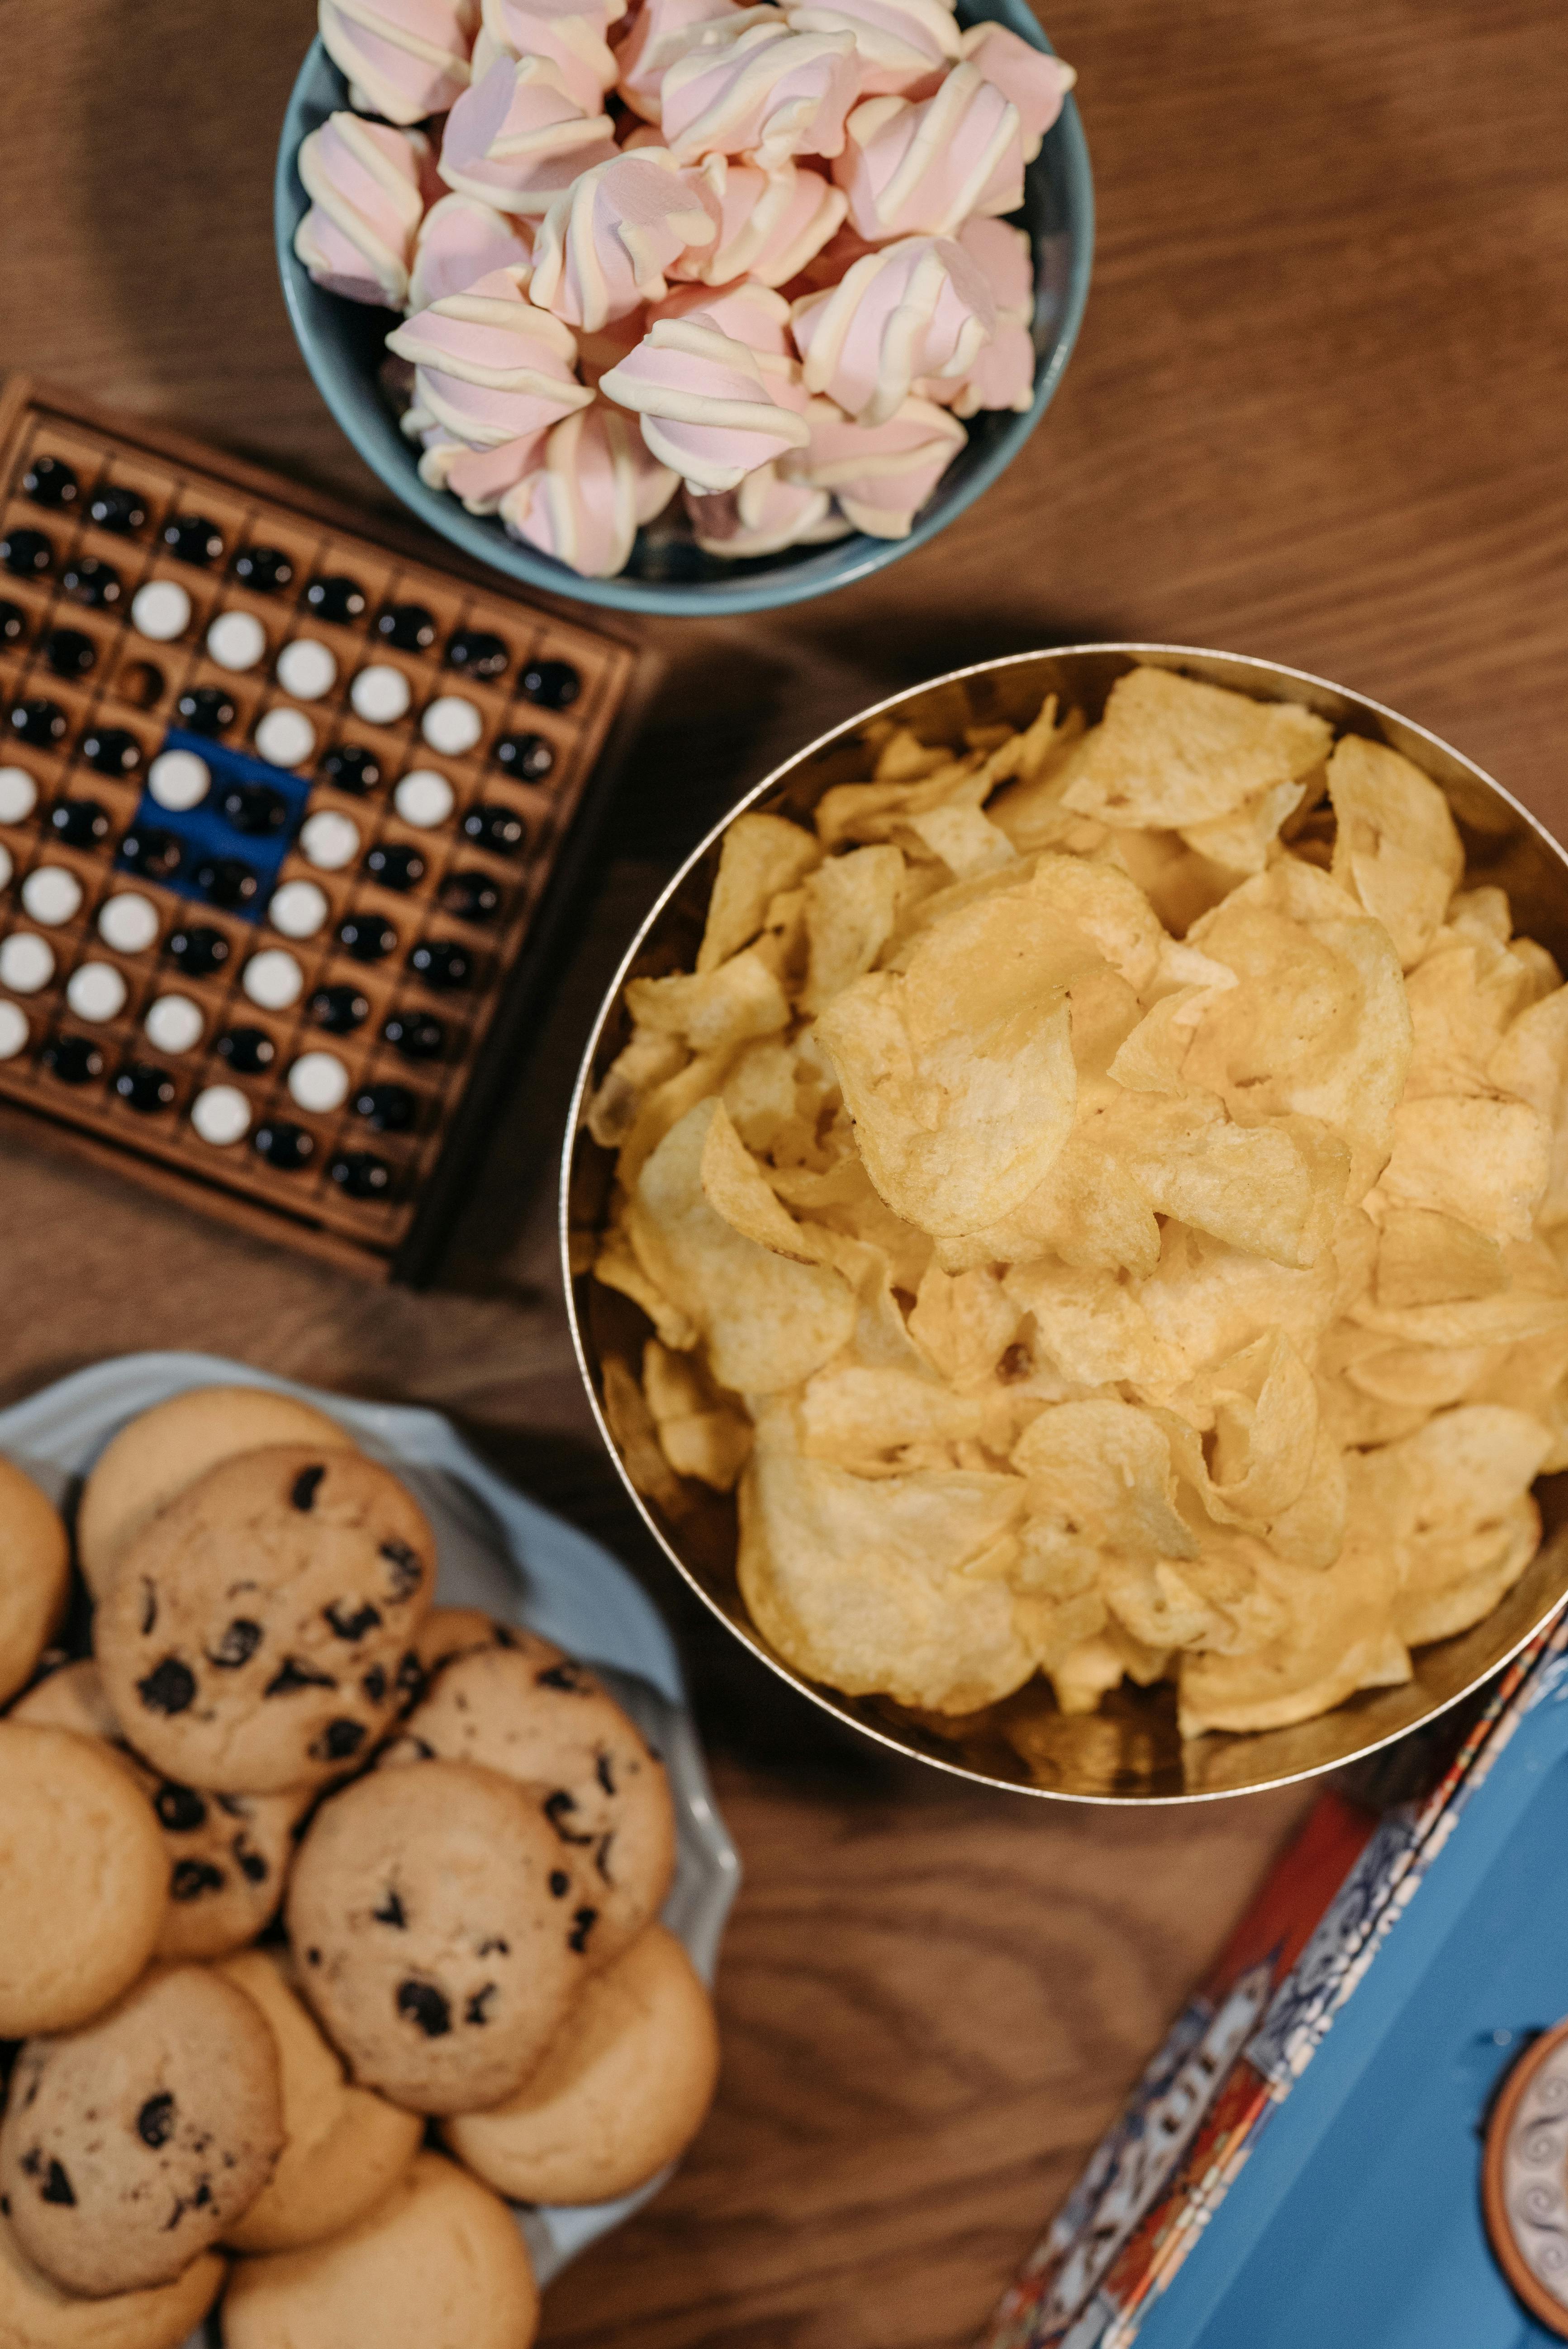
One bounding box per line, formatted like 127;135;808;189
559;641;1568;1803
271;21;1095;617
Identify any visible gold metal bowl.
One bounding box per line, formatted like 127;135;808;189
561;645;1568;1802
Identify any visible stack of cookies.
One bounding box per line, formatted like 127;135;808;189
0;1385;720;2349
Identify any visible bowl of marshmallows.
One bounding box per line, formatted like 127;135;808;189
274;0;1093;614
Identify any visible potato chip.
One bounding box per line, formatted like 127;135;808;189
795;1363;986;1472
936;1102;1161;1280
698;1097;825;1261
1326;735;1463;968
722;1037;803;1154
737;1426;1031;1712
1178;775;1308;876
642;1340;753;1491
625;946;790;1053
1045;1631;1131;1715
908;1262;1021;1387
1158;1328;1320;1529
1374;1205;1506;1308
1061;668;1331;832
1401;938;1535;1100
1490;982;1568;1119
1355;1406;1551;1646
585;1027;688;1149
616;1043;741;1190
815;747;989;850
696;811;822;972
1177;1528;1409;1737
1465;1323;1568;1470
601;1354;689;1513
801;844;906;1013
1012;1399;1195;1559
1105;1094;1349;1269
631;1102;856;1392
1003;1260;1183;1393
1378;1094;1549;1244
1012;1587;1109;1675
1448;886;1513;945
1105;827;1238;935
1099;1558;1218;1653
594;1218;697;1351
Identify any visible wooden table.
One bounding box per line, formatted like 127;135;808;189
4;2;1566;2340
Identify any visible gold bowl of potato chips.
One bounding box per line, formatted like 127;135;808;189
562;646;1568;1801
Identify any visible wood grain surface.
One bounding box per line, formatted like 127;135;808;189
2;2;1565;2341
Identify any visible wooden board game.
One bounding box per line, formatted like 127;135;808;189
0;376;645;1280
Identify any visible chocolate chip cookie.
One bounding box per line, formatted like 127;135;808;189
0;1964;284;2296
0;1723;166;2038
0;1458;70;1709
286;1759;583;2115
0;2196;224;2349
95;1446;433;1795
388;1636;677;1968
11;1662;306;1961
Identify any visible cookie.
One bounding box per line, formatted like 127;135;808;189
0;1460;71;1709
0;1724;166;2037
10;1662;308;1961
389;1636;677;1967
96;1446;434;1795
286;1760;584;2116
222;2152;537;2349
218;1949;423;2253
0;1964;284;2297
0;2200;223;2349
443;1923;719;2206
77;1385;359;1598
413;1607;507;1676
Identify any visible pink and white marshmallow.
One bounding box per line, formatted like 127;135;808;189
667;154;846;287
834;62;1023;239
615;0;774;119
599;312;811;491
684;463;846;555
529;151;719;330
783;391;964;535
650;276;794;355
386;263;592;508
660;21;861;166
406;191;534;312
953;213;1032;323
295;114;435;308
958;22;1074;161
470;0;621;113
438;54;617;214
785;0;958;99
501;403;678;573
318;0;479;124
790;232;993;423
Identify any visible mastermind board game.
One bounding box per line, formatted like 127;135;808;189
0;377;643;1278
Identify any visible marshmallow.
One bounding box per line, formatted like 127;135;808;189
294;113;435;308
784;391;964;535
501;403;678;576
472;0;621;113
834;63;1024;240
685;462;846;556
668;154;846;288
615;0;764;118
921;315;1034;415
660;20;861;166
437;55;617;215
599;311;811;493
407;192;534;312
529;152;718;331
953;212;1033;323
650;275;794;354
790;233;994;423
318;0;479;127
957;22;1074;161
787;0;958;97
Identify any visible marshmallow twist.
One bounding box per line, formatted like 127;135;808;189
790;232;994;424
471;0;622;113
318;0;479;124
660;21;861;166
599;313;811;492
406;191;534;312
387;263;592;508
786;0;958;98
834;62;1024;239
669;154;846;287
958;22;1074;160
530;151;719;330
502;404;678;574
439;54;617;215
295;114;433;308
615;0;772;118
783;391;964;536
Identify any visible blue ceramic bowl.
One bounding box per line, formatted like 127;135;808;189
274;14;1093;616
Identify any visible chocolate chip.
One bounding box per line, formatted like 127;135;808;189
164;2196;187;2230
548;1870;570;1898
536;1660;593;1693
171;1859;225;1902
264;1657;337;1696
154;1783;207;1833
192;2180;211;2209
214;1794;248;1818
41;2161;75;2206
362;1664;388;1705
395;1650;426;1707
140;1578;157;1636
324;1599;382;1641
396;1980;451;2037
231;1834;268;1885
311;1718;367;1762
207;1619;263;1669
1;2196;10;2216
137;2093;176;2149
594;1751;617;1797
19;2149;39;2178
595;1832;616;1884
543;1789;594;1846
138;1657;196;1715
291;1464;327;1511
305;1948;322;1966
372;1889;407;1928
494;1625;519;1650
568;1907;599;1955
476;1936;510;1956
465;1984;498;2026
380;1540;424;1600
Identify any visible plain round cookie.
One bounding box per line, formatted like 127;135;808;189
0;1458;70;1708
0;1965;284;2297
76;1385;358;1597
222;2153;537;2349
0;2202;223;2349
96;1446;433;1795
390;1636;677;1968
444;1924;719;2205
0;1724;166;2037
10;1662;307;1960
287;1760;584;2115
218;1948;424;2253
